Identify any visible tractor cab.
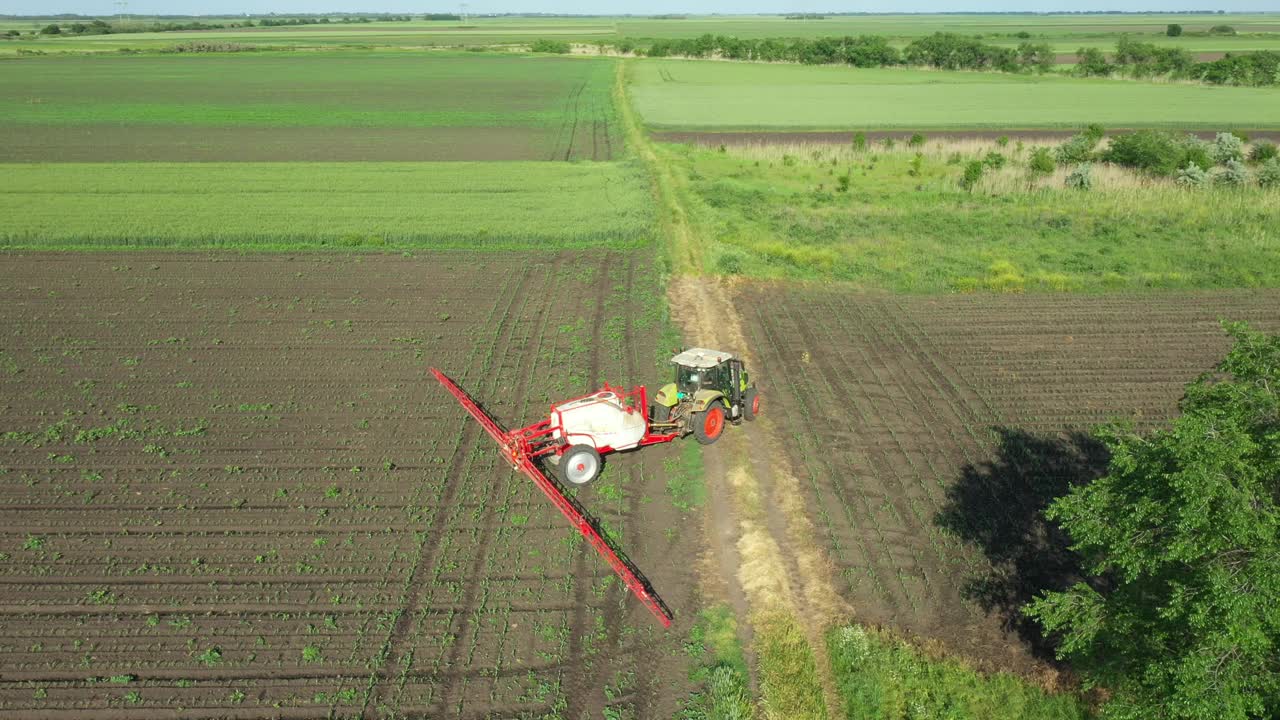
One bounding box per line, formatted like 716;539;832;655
652;347;760;444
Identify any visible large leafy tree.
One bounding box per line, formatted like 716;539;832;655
1026;323;1280;720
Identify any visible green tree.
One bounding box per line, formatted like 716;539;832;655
1026;323;1280;720
39;24;61;35
1167;23;1183;37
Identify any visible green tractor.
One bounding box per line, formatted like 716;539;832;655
650;347;760;444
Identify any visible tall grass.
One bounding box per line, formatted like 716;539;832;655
827;625;1090;719
664;140;1280;292
0;161;656;250
756;612;827;720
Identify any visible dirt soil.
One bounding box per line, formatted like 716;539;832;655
732;284;1280;678
654;128;1280;146
0;252;697;719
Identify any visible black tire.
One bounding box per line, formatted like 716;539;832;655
650;403;671;423
557;444;601;486
743;388;760;421
692;402;727;445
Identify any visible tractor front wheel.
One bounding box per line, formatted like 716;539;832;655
692;402;727;445
743;389;760;421
558;445;602;485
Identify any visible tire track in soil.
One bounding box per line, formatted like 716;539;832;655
429;263;549;717
362;265;535;719
563;80;588;162
548;80;586;162
563;252;615;720
596;255;658;719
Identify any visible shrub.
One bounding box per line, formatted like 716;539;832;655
1075;47;1111;77
982;151;1006;169
1209;24;1236;35
1176;162;1208;188
39;24;61;34
996;135;1010;148
1211;132;1245;164
1084;124;1106;143
1166;23;1183;37
1258;158;1280;187
882;137;895;150
1214;159;1249;186
1055;131;1102;164
1065;163;1093;190
1103;130;1210;176
1029;147;1056;176
1248;141;1278;163
907;132;926;148
960;160;984;192
529;39;571;54
851;131;867;152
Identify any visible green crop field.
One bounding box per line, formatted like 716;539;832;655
1;52;619;161
0;161;655;249
630;60;1280;130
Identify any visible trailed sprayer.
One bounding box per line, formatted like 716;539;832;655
431;348;760;627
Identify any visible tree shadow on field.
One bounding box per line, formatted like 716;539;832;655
935;427;1111;661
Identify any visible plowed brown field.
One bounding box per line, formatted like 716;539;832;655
0;253;699;719
735;285;1280;674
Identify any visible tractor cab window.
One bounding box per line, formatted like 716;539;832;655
677;365;703;393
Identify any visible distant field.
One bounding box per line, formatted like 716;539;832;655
2;13;1276;54
630;60;1280;130
0;161;654;249
1;53;619;161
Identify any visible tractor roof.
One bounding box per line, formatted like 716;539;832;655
670;347;734;369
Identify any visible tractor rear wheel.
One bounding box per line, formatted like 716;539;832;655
744;389;760;421
692;402;727;445
558;445;602;485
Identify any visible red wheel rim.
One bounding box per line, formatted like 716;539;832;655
704;407;724;437
752;394;761;415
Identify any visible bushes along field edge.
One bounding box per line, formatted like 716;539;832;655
602;32;1279;87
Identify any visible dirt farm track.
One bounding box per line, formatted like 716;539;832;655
0;252;1277;717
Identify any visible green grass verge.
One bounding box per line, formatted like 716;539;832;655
828;625;1090;719
664;143;1280;292
755;612;826;720
679;605;756;720
0;161;655;250
631;61;1280;131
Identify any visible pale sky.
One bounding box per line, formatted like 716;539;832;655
7;1;1276;16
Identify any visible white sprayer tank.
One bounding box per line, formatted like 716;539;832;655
551;391;646;451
